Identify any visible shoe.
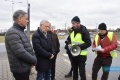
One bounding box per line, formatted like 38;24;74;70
51;78;56;80
65;73;72;78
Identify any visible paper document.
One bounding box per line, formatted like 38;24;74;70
92;45;102;51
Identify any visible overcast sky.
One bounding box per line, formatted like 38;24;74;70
0;0;120;30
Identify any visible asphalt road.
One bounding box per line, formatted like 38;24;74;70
0;35;120;80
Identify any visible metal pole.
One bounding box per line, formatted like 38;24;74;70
65;23;66;30
96;23;97;32
27;3;30;40
12;0;13;15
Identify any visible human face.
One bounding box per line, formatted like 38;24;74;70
71;21;80;29
99;29;106;35
41;22;50;33
47;24;52;31
18;14;28;27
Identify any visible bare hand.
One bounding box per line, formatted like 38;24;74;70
49;54;54;59
98;49;104;53
68;44;72;47
30;65;35;70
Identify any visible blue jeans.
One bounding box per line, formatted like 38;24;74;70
36;70;51;80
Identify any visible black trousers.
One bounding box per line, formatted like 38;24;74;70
92;56;112;80
51;54;57;80
13;71;30;80
67;48;73;73
72;56;87;80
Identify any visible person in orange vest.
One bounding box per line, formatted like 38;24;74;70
92;23;118;80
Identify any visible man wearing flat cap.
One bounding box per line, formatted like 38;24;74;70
65;16;91;80
92;23;118;80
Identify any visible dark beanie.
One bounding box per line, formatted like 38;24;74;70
71;16;80;23
98;23;107;30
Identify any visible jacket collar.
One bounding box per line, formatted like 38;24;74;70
13;23;25;32
98;31;108;39
37;27;48;39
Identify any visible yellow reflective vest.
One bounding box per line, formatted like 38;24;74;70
70;31;87;56
94;32;117;58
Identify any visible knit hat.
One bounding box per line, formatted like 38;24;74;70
71;16;80;23
98;23;107;30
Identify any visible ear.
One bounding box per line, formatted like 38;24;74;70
18;16;22;22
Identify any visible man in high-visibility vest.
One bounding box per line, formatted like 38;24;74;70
92;23;118;80
66;16;91;80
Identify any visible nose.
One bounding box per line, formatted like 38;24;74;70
27;20;29;23
27;20;29;25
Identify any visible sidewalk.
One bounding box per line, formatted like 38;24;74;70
0;53;91;80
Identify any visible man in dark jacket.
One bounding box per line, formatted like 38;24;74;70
66;16;91;80
47;25;60;80
5;10;37;80
32;20;56;80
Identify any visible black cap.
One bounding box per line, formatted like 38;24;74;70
98;23;107;30
71;16;80;23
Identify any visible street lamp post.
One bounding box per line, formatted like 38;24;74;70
65;23;67;30
5;0;30;40
5;0;22;15
27;3;30;40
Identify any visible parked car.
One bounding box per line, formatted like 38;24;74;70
57;32;66;36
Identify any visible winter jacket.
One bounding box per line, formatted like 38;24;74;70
66;25;91;50
5;23;37;73
66;25;91;61
32;27;55;72
48;31;60;54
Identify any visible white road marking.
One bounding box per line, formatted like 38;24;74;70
63;53;68;57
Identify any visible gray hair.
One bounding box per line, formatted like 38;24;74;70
40;20;50;26
13;10;27;22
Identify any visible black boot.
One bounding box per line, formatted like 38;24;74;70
118;75;120;80
65;73;72;78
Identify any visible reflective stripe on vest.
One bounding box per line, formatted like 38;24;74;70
94;32;117;58
70;31;87;56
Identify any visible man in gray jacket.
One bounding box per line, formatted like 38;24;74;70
5;10;37;80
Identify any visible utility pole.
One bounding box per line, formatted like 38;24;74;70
5;0;22;15
27;4;30;40
96;23;97;32
65;23;67;30
5;0;22;21
27;0;30;40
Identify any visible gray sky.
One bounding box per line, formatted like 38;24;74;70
0;0;120;30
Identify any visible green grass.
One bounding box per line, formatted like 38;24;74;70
0;36;5;43
58;36;65;40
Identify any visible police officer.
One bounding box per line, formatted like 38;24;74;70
92;23;118;80
66;16;91;80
